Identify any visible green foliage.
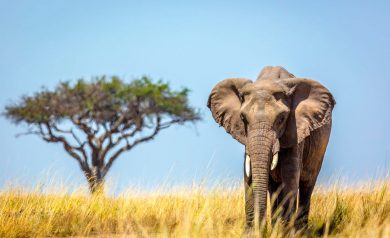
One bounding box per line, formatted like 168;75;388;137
4;76;200;125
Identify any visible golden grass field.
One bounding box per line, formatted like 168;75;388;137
0;181;389;238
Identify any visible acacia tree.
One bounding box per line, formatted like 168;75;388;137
5;76;200;193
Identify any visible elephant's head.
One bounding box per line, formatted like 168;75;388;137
207;66;335;226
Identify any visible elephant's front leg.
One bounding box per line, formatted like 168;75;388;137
244;153;254;230
279;146;302;223
296;181;315;229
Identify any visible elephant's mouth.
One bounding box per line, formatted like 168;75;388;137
245;138;280;178
245;153;278;177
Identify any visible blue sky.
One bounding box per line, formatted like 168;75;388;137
1;1;389;192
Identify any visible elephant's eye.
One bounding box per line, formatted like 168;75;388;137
273;92;285;101
239;93;246;103
240;113;248;124
276;115;285;125
239;94;244;103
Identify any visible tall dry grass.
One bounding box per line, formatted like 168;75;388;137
0;181;389;237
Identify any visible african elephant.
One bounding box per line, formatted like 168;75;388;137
207;66;335;231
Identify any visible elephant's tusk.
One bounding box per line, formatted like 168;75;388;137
271;153;278;171
245;154;251;177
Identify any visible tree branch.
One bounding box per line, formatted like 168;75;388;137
98;116;143;164
101;116;161;177
71;117;99;151
51;124;85;148
40;122;91;174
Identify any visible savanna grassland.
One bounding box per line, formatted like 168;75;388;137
0;181;389;238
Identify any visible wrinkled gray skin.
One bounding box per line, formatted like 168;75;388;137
207;66;335;231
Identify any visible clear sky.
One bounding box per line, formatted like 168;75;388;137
1;1;389;192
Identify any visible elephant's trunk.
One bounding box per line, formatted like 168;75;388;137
247;122;275;228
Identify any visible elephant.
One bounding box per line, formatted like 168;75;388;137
207;66;335;231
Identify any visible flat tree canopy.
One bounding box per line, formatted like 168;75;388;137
5;76;200;193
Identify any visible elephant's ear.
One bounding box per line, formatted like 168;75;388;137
207;78;252;145
280;78;336;148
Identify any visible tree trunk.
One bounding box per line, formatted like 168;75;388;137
86;151;105;195
86;167;105;195
246;122;274;229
